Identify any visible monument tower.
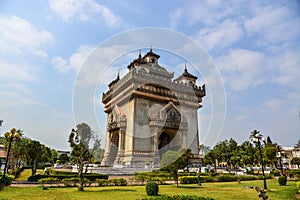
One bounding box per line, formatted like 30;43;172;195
101;48;205;168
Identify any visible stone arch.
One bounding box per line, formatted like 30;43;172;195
158;129;181;158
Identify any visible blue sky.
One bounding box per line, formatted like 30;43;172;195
0;0;299;150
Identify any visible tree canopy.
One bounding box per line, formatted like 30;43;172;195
68;123;101;191
160;148;192;187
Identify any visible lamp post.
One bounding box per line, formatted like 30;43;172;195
0;128;21;190
252;131;267;190
277;145;284;176
0;120;3;172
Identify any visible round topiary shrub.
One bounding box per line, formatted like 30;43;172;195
146;181;159;196
278;175;287;186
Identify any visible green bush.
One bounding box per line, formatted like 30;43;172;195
139;194;214;200
216;175;238;182
135;172;172;184
119;178;127;186
178;172;197;177
278;176;287;186
96;179;108;186
146;181;159;196
62;177;79;187
109;178;127;186
296;181;300;192
271;169;281;176
38;177;59;184
96;178;127;186
27;173;108;182
286;169;300;178
0;172;14;186
179;176;198;184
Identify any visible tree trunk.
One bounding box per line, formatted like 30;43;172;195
78;159;84;191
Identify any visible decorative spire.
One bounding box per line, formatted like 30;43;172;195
108;70;120;88
150;46;152;53
184;62;187;72
139;49;141;59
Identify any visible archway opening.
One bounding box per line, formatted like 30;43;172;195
108;131;119;166
158;131;179;158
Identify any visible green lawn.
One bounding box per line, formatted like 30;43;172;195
15;169;44;181
0;179;298;200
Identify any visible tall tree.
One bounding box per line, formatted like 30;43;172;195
69;123;100;191
25;139;42;175
160;148;192;187
249;130;262;142
203;150;217;172
51;149;58;164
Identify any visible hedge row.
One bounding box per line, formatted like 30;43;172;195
62;177;91;187
179;174;274;184
96;178;127;186
179;176;199;184
0;172;14;186
296;181;300;192
286;169;300;178
134;172;173;184
27;173;108;182
139;195;214;200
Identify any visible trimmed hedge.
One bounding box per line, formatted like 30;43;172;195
28;173;108;182
278;176;287;186
62;177;91;187
178;172;197;176
286;169;300;178
146;181;159;196
134;172;172;185
271;169;281;176
0;172;14;186
179;174;273;184
38;177;59;185
95;178;127;186
296;181;300;192
139;195;214;200
179;176;198;184
96;179;108;186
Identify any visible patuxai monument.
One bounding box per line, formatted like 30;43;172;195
101;48;206;168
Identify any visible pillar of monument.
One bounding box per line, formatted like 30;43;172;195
101;131;112;166
113;129;124;166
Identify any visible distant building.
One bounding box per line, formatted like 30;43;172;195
101;48;206;168
282;146;300;169
0;144;6;170
57;150;70;156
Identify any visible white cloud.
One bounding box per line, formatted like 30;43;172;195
244;4;300;45
0;16;54;54
49;0;121;27
52;45;93;73
0;60;36;82
196;19;243;51
273;50;300;90
169;8;182;29
216;49;265;92
169;0;233;27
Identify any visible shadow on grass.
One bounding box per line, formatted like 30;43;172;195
85;188;137;193
176;185;203;189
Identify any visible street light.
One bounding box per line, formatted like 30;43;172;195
0;120;3;172
252;131;267;190
0;128;21;190
277;145;284;176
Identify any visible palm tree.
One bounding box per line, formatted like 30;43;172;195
294;140;300;150
249;130;262;142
